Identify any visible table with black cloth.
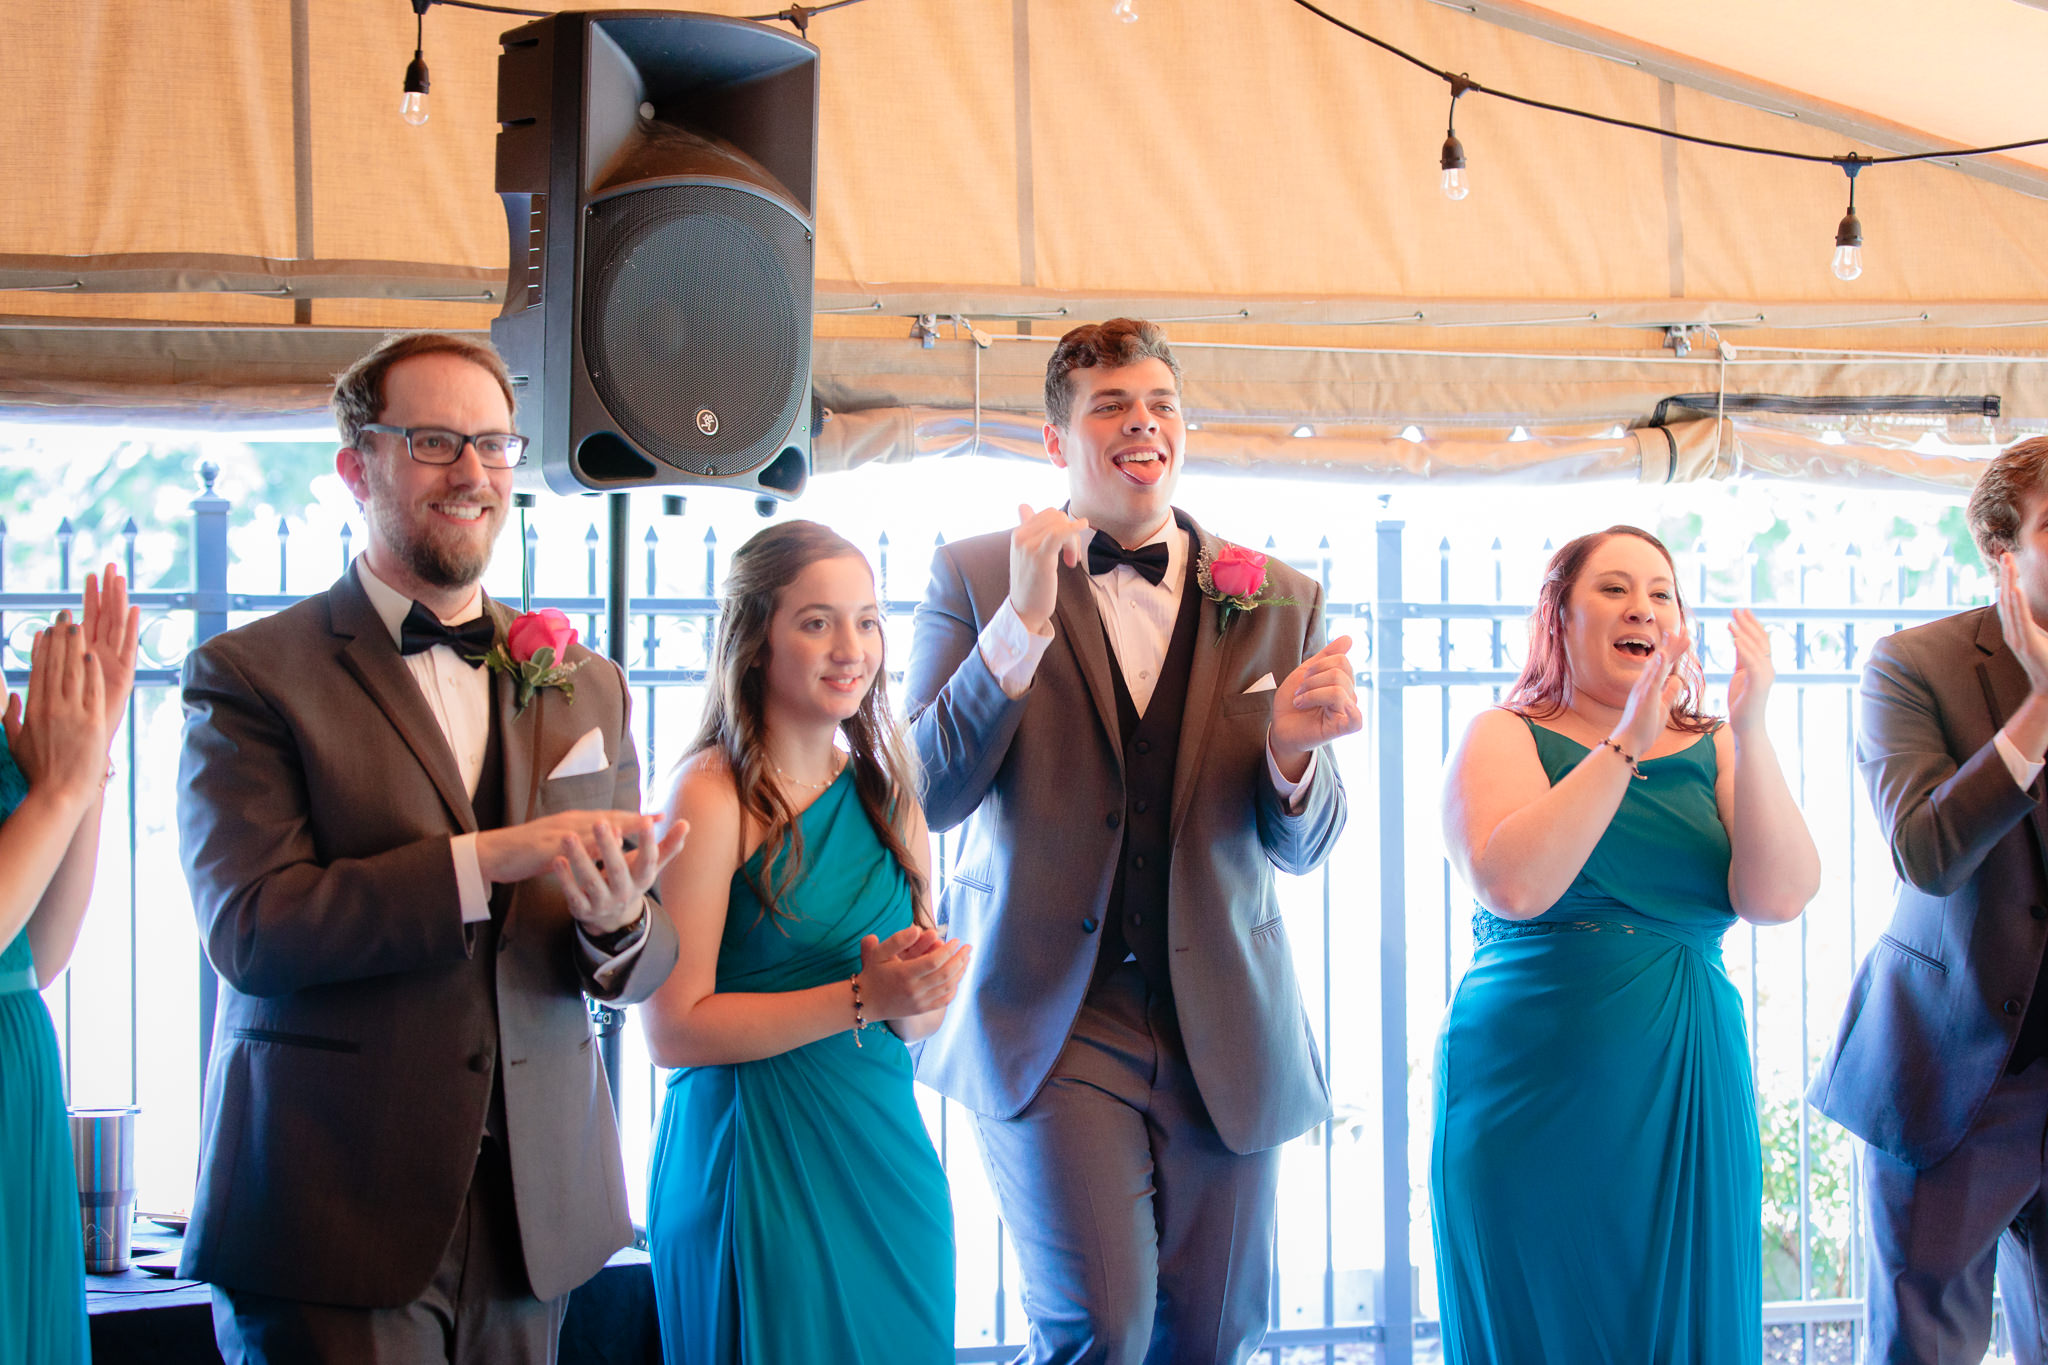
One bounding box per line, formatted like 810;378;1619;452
86;1221;660;1364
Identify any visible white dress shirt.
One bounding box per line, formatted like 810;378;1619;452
1997;727;2045;791
976;516;1315;801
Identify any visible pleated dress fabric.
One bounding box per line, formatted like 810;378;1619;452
646;769;954;1364
0;730;91;1364
1432;719;1760;1365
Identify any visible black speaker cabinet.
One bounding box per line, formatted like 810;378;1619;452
492;11;818;499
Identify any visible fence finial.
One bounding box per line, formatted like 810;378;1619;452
200;461;219;494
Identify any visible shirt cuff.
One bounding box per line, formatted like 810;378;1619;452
1266;743;1316;812
579;908;652;992
1995;727;2045;791
978;597;1055;700
452;833;490;925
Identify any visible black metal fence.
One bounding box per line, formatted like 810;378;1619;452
2;468;1983;1363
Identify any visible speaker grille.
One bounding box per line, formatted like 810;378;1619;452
580;184;812;477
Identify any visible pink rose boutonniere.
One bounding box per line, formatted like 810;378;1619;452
1195;542;1299;637
480;608;587;715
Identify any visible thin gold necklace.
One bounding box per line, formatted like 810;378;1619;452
775;756;844;791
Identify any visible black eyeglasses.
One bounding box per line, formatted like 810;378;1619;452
360;423;529;469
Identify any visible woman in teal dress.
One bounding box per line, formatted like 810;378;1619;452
642;521;970;1365
1433;526;1820;1363
0;567;138;1365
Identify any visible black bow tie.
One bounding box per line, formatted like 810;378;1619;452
1087;534;1170;587
399;602;494;665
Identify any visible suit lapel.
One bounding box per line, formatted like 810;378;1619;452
1053;560;1123;759
330;567;478;833
1170;517;1231;845
1973;608;2048;854
488;597;542;830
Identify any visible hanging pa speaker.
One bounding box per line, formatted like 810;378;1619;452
492;11;817;499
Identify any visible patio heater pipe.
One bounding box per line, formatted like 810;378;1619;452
593;491;631;1114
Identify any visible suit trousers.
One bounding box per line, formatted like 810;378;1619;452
211;1137;565;1365
974;961;1281;1365
1866;1056;2048;1364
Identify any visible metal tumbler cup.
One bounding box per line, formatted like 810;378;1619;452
69;1107;139;1274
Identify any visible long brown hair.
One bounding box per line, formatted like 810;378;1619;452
684;520;932;928
1504;525;1717;734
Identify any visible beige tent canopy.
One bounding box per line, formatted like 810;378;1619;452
5;0;2048;487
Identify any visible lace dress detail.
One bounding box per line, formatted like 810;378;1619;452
1471;907;1647;948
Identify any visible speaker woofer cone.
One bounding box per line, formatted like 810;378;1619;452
580;182;812;477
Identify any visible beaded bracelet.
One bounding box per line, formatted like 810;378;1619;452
850;972;866;1048
1599;737;1646;781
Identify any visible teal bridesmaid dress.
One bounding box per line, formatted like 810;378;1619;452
1432;719;1760;1364
0;731;92;1364
647;769;954;1364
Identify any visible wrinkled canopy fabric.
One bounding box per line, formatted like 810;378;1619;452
2;0;2045;485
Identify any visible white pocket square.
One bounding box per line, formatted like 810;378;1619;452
546;726;608;780
1243;673;1277;694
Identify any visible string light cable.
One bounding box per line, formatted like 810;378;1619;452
743;0;873;35
397;0;868;127
1283;0;2048;277
418;0;546;14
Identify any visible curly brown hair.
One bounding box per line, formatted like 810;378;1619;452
1967;436;2048;562
331;332;516;449
1043;318;1183;429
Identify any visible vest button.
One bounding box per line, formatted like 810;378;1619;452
2006;999;2024;1016
1136;740;1151;755
1081;917;1099;934
467;1052;491;1074
1133;854;1147;870
1134;799;1149;813
1130;913;1144;926
1106;812;1121;829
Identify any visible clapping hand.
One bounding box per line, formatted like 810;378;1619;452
549;812;691;938
81;564;140;738
1725;608;1776;736
1611;626;1687;760
1270;635;1363;778
3;611;112;807
1998;553;2048;696
858;924;972;1020
1007;504;1092;635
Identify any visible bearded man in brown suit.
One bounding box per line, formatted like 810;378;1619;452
177;331;685;1365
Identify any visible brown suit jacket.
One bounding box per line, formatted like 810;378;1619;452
175;564;678;1305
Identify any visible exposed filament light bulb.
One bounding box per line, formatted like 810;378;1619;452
1439;76;1474;202
1830;156;1865;282
400;3;431;127
1111;0;1138;21
1440;132;1468;201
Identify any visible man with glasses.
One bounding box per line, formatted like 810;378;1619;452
176;331;685;1364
